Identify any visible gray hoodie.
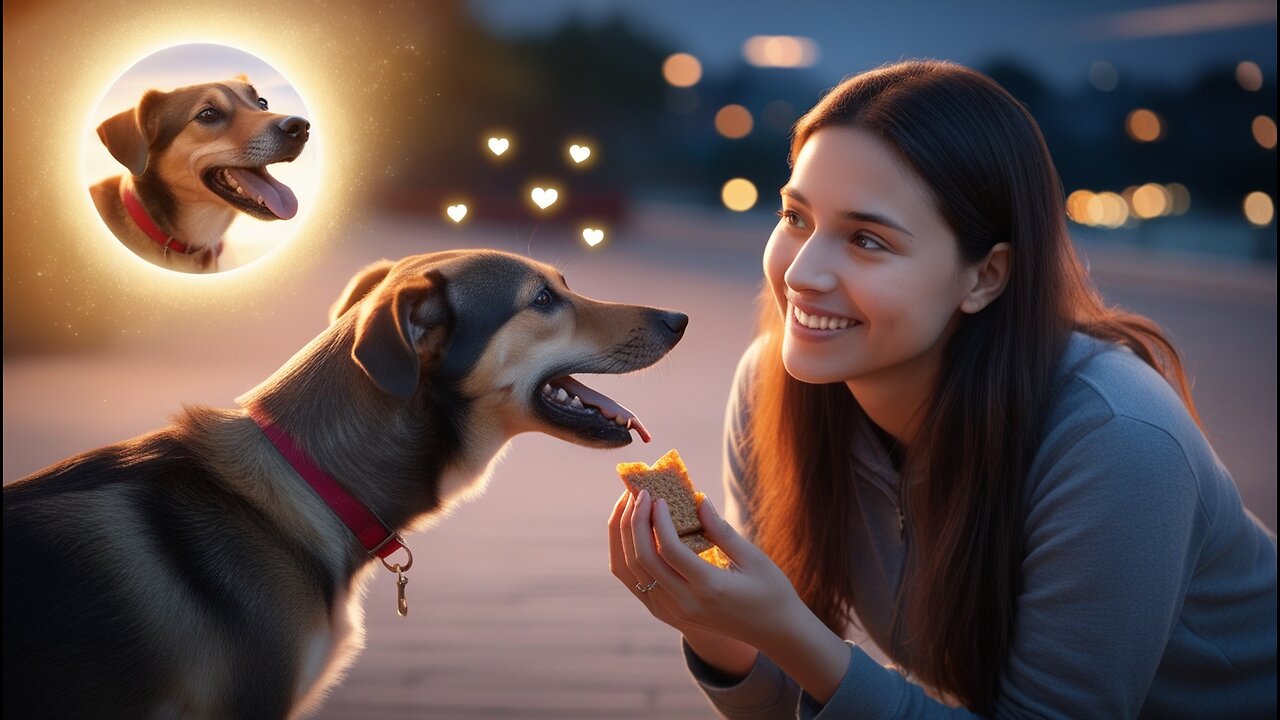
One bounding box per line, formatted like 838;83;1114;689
686;332;1277;719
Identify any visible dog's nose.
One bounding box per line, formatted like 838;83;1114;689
661;311;689;336
277;116;310;138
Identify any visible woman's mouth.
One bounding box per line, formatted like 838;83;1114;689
790;304;861;332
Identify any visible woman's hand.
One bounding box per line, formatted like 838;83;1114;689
608;489;806;671
608;489;854;701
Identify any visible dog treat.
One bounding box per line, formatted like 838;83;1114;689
618;449;719;559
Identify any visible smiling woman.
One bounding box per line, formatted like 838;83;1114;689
84;43;317;274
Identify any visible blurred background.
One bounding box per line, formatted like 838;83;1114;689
3;0;1275;718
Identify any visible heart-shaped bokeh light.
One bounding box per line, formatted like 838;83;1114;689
531;187;559;210
582;227;604;246
488;137;510;156
446;204;467;222
569;144;591;163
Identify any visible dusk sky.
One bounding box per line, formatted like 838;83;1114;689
473;0;1277;89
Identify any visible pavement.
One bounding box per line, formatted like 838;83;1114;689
3;204;1275;719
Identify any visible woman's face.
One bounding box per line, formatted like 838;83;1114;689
764;126;975;387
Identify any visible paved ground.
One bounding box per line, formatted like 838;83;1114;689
3;205;1275;718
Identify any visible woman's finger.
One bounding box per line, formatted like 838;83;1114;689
628;490;691;597
651;498;717;584
697;497;760;567
607;490;631;584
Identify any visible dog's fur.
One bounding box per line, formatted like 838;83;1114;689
3;250;687;719
89;77;309;273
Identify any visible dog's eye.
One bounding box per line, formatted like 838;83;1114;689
532;289;553;307
258;97;269;110
195;107;222;123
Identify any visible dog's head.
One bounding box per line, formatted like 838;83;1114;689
329;250;688;448
96;76;309;221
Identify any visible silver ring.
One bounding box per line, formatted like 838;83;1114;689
635;579;659;593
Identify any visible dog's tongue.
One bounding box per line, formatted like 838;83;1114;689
225;166;298;219
556;376;652;443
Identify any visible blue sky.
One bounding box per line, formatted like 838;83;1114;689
472;0;1276;90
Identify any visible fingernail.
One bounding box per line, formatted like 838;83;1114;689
638;489;649;503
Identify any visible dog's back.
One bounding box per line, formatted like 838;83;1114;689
3;426;333;719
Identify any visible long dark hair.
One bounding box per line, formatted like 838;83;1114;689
746;60;1199;713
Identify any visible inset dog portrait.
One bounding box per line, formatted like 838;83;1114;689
85;44;316;273
4;249;688;718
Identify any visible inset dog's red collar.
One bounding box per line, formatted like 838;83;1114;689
119;183;224;261
247;406;408;563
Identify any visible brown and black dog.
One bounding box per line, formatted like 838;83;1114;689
89;77;309;273
3;249;687;719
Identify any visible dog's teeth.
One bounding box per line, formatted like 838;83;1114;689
555;388;569;402
615;415;627;426
570;396;584;409
257;195;265;205
542;383;553;396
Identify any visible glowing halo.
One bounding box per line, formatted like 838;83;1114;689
81;42;321;277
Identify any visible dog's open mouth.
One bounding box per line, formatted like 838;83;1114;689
536;375;651;447
203;166;299;221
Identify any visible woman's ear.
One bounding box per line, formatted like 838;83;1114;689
960;242;1012;314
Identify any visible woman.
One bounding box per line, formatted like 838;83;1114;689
608;60;1276;718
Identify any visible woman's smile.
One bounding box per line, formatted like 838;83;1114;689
787;301;863;342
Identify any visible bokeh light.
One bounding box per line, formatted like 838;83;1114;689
1089;61;1119;92
714;104;754;139
1131;183;1172;219
662;53;702;88
1252;116;1277;149
721;178;758;212
1066;189;1095;224
1085;191;1130;228
1235;61;1264;91
742;36;819;68
1243;192;1275;226
1165;183;1192;215
1126;109;1164;142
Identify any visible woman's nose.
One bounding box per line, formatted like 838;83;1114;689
783;235;840;295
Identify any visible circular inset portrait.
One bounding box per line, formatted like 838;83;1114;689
85;43;317;274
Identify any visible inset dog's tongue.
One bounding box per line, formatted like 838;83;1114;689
225;166;299;219
556;376;652;443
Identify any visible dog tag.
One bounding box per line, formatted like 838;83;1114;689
396;571;409;617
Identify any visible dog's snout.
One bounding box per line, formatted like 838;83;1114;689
661;311;689;336
277;116;310;138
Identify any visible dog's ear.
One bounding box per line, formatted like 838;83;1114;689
352;270;450;399
330;260;395;325
97;106;148;177
96;90;165;177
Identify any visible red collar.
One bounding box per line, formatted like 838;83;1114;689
120;183;223;260
248;406;408;564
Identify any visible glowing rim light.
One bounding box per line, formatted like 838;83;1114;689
72;34;332;291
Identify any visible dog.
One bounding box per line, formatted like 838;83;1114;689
3;249;688;719
89;76;309;273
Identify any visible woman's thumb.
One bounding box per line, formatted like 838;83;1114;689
698;498;757;562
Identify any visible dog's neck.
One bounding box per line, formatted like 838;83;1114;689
239;317;493;538
128;174;236;252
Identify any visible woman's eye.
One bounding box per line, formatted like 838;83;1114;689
532;289;552;307
776;209;807;229
852;232;886;251
196;108;221;123
258;97;269;110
